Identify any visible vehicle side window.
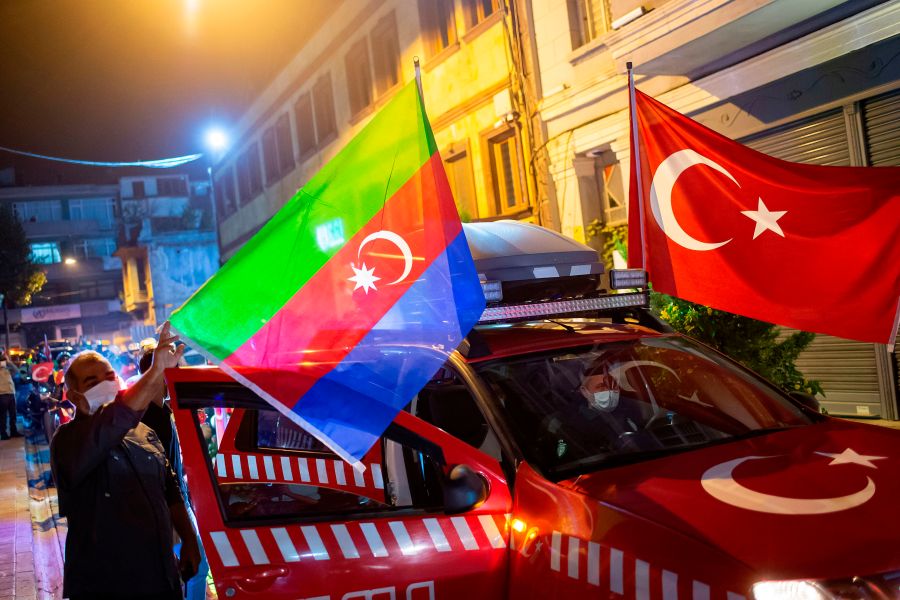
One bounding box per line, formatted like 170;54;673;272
409;366;503;463
188;398;446;524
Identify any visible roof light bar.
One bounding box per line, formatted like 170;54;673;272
609;269;648;290
478;292;648;323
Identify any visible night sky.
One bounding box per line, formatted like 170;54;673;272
0;1;335;184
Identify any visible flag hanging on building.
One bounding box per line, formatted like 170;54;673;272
170;81;485;468
627;89;900;344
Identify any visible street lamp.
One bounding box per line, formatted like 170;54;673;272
64;257;77;265
203;126;230;263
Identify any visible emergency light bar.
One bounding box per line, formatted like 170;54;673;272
478;292;648;323
609;269;648;290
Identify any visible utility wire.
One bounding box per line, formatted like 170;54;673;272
0;144;203;169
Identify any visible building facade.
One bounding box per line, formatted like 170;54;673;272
211;0;545;262
0;182;135;347
529;0;899;417
117;174;219;328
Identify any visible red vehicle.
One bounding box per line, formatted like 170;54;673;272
167;222;900;600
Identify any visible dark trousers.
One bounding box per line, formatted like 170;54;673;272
0;393;17;436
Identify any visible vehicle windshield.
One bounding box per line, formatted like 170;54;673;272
474;335;814;480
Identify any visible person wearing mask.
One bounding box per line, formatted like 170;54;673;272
0;351;22;439
50;322;201;600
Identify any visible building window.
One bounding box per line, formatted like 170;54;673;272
157;177;188;196
462;0;498;29
73;238;117;259
30;242;61;264
596;159;626;224
69;198;115;229
486;128;525;215
569;0;609;48
236;153;251;206
313;74;337;143
371;14;401;97
345;38;374;116
13;200;62;223
419;0;457;55
215;167;237;217
444;145;477;222
244;142;263;198
294;93;317;158
262;127;279;184
275;113;294;174
132;180;146;198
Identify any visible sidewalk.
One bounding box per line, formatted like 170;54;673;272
0;425;37;600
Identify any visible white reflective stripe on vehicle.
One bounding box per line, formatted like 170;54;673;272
450;516;478;550
360;523;388;557
353;466;365;487
316;459;329;484
331;524;359;559
240;530;269;565
333;460;347;486
297;457;311;482
587;541;600;587
423;518;451;552
636;560;650;600
263;456;276;480
231;454;242;479
663;570;679;600
693;581;710;600
609;547;624;594
281;456;293;481
215;454;226;477
271;527;300;562
609;548;625;594
247;455;259;480
370;463;384;489
568;536;580;579
210;531;238;567
301;525;329;560
388;521;416;556
478;515;506;549
550;531;562;572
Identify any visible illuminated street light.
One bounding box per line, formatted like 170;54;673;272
203;127;229;155
64;257;77;265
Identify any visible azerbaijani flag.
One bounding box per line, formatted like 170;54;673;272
171;81;485;469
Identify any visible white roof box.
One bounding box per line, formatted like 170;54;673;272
462;220;603;282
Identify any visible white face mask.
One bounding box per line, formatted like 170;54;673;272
582;386;620;411
82;379;119;414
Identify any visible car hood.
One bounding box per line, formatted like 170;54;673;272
564;419;900;580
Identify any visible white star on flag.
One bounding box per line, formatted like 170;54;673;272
741;198;787;239
348;262;380;294
815;448;887;469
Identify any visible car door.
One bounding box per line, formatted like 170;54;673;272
168;367;512;600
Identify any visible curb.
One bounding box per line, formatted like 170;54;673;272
23;429;65;600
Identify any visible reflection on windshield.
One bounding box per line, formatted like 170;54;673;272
475;336;812;480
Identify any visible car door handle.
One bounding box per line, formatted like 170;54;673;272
225;566;288;594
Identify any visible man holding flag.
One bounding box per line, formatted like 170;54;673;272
626;65;900;346
170;79;485;469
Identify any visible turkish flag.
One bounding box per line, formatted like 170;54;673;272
31;362;54;383
627;90;900;344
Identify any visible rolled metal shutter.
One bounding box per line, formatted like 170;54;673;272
742;111;881;417
862;89;900;412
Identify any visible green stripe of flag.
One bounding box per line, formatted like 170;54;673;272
171;81;437;359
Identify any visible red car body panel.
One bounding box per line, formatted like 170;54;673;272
166;322;900;599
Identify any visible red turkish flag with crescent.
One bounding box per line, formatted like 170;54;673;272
627;90;900;344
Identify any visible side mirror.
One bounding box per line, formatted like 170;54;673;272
442;464;489;514
789;391;821;413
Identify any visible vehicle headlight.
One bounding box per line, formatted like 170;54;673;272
752;581;830;600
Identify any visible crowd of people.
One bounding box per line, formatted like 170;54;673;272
0;328;209;599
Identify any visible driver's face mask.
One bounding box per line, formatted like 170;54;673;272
582;386;620;411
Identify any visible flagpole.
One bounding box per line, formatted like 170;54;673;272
627;61;647;271
413;56;424;100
